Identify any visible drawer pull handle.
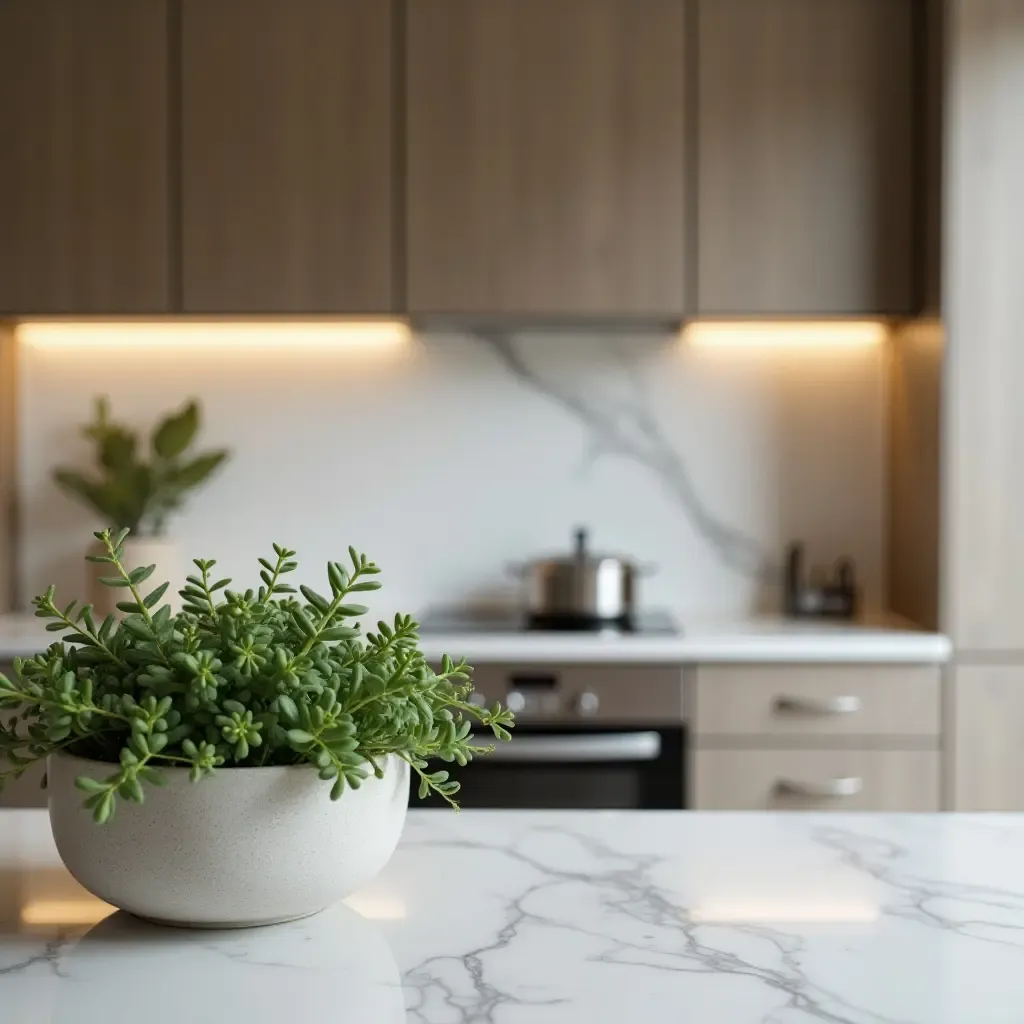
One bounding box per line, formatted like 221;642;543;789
775;776;863;799
773;695;862;716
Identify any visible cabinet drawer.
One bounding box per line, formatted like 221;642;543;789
694;665;940;740
693;749;940;811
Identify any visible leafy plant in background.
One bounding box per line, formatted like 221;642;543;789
53;398;229;535
0;530;514;822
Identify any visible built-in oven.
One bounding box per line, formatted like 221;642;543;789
415;664;688;810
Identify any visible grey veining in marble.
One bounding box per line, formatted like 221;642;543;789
3;809;1024;1022
477;330;777;581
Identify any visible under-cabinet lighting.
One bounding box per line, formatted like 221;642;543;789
15;320;411;350
20;899;115;927
683;321;888;349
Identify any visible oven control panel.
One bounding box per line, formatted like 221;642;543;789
461;665;687;724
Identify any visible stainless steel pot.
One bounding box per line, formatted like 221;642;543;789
508;528;653;623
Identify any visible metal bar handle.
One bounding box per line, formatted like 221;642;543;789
469;732;662;763
773;695;862;716
774;776;863;799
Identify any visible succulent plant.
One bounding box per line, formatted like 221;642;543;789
0;530;514;822
53;398;229;535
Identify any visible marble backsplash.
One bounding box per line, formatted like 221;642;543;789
15;326;885;621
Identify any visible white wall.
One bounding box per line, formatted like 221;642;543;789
16;325;886;622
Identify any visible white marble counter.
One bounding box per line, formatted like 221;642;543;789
1;808;1023;1022
417;615;951;664
0;612;951;664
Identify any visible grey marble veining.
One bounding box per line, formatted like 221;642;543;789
3;809;1024;1022
476;330;777;581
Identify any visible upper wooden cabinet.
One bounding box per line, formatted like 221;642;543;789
0;0;930;319
0;0;170;314
406;0;688;317
943;0;1024;651
180;0;395;313
697;0;915;315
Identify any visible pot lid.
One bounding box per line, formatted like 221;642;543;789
531;528;636;567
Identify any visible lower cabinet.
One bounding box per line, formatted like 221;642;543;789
953;665;1024;811
0;757;46;808
0;662;46;807
694;749;940;811
691;663;943;811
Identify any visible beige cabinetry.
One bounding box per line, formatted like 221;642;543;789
0;0;170;314
0;0;931;318
944;0;1024;654
952;667;1024;811
940;1;1024;810
692;664;942;811
406;0;688;317
180;0;395;313
0;330;15;613
694;750;940;812
695;664;941;740
0;663;46;809
696;0;915;315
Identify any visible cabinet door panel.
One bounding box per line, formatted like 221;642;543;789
0;330;14;612
0;0;170;313
944;0;1024;650
0;664;45;808
407;0;687;316
697;0;914;314
181;0;394;313
953;667;1024;811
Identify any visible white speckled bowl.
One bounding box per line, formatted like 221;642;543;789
48;751;409;928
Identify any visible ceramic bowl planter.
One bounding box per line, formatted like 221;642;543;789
48;751;409;928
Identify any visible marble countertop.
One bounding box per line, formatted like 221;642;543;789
1;809;1023;1022
0;612;951;664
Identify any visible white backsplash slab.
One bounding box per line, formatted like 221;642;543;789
16;326;885;621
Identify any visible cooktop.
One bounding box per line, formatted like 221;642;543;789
416;609;681;636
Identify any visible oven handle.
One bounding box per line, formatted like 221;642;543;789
468;732;662;763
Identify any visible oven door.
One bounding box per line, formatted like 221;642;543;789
414;724;686;810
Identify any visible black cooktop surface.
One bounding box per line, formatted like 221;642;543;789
416;609;681;636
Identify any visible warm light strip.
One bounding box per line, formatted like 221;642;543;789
690;903;879;924
683;321;888;349
20;899;116;926
15;321;411;350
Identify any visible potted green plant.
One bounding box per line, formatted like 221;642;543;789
54;397;229;617
0;530;513;928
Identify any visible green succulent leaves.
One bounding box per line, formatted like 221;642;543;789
0;529;514;822
152;401;198;459
52;397;229;536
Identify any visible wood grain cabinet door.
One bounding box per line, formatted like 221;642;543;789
406;0;688;317
0;0;170;314
943;0;1024;652
181;0;395;313
953;667;1024;811
697;0;915;315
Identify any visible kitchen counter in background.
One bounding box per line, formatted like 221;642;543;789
1;808;1022;1022
417;614;951;664
0;612;951;665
